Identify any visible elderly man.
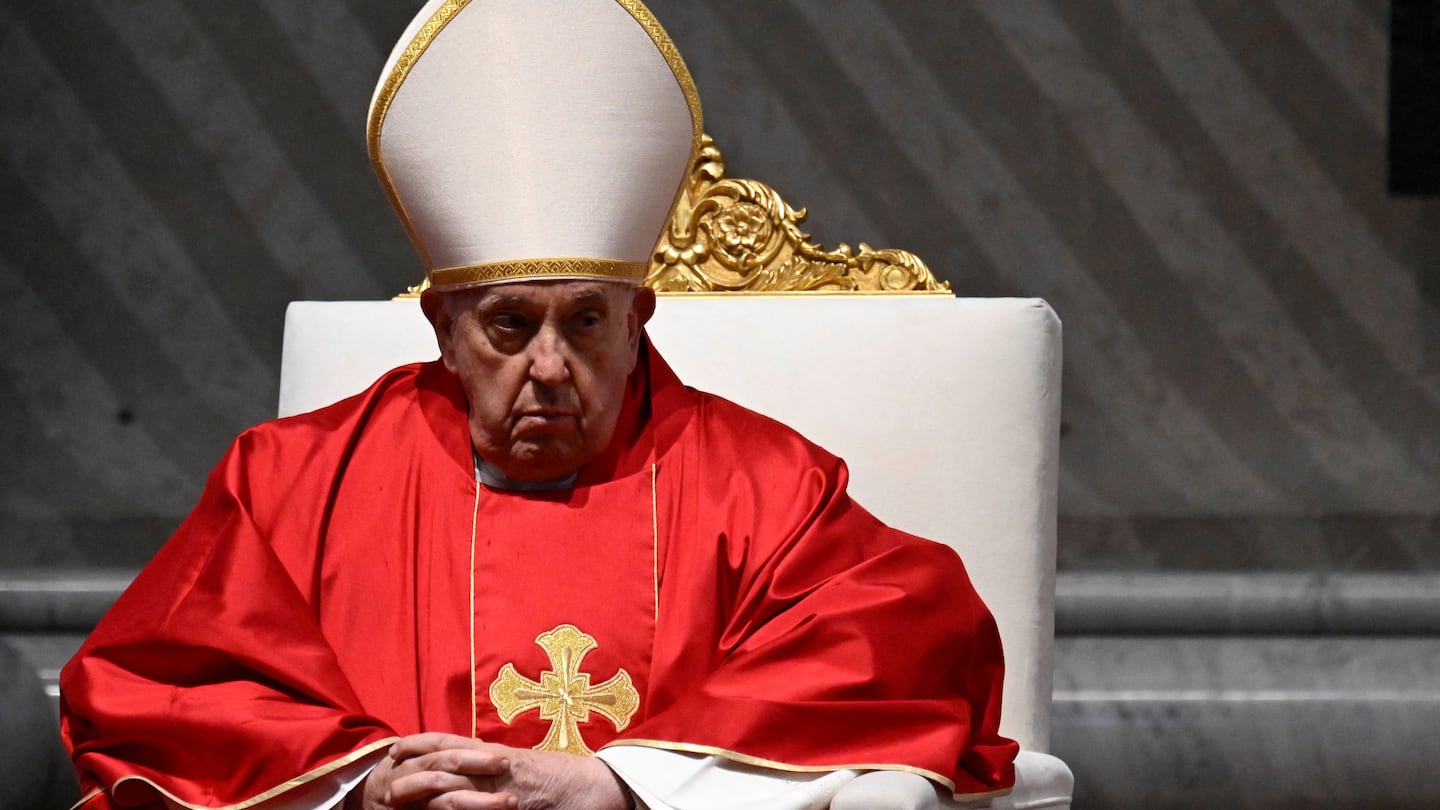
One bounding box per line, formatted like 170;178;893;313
60;3;1017;809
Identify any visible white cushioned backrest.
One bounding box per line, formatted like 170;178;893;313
279;296;1062;752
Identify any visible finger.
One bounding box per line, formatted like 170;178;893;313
401;749;510;778
391;732;490;760
423;790;518;810
388;770;496;805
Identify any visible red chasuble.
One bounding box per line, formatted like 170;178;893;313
60;340;1018;809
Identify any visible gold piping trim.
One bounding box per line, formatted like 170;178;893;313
107;738;399;810
651;463;659;622
599;739;1013;801
430;259;648;290
366;0;471;269
470;474;481;739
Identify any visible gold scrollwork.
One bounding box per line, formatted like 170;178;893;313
646;135;951;294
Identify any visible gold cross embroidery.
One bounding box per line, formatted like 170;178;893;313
488;624;640;756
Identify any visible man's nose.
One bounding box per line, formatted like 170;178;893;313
527;328;572;386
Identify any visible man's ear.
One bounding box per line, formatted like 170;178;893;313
421;289;459;372
628;286;656;353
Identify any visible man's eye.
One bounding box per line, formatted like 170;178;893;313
492;314;527;331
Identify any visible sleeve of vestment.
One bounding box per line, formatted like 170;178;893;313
59;430;399;810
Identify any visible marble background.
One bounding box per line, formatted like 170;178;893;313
0;0;1435;573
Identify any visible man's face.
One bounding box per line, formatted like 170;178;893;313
428;280;654;482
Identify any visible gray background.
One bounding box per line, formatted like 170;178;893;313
2;1;1438;807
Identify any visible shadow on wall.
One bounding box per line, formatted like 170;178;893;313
0;639;79;809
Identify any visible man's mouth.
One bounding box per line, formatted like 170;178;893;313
514;411;578;429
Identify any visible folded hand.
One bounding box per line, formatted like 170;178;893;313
354;732;630;810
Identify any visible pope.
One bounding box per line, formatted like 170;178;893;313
59;2;1018;809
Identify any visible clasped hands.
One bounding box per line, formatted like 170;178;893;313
353;732;632;810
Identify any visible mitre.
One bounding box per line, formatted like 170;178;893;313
368;0;703;291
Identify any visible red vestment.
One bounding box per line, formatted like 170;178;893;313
60;341;1018;809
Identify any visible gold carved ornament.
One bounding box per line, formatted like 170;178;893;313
648;135;950;293
398;136;950;297
488;624;640;756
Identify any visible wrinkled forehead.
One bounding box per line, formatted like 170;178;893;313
441;278;636;314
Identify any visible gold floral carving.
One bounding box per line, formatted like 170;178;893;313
646;135;951;294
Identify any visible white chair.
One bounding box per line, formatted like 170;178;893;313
280;294;1070;810
279;141;1072;809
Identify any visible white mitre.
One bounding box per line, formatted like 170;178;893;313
368;0;703;291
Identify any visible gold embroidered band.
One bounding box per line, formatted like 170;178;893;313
429;258;648;289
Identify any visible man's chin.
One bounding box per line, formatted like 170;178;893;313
500;440;587;483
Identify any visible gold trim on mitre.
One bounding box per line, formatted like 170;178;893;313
430;258;649;290
367;0;704;290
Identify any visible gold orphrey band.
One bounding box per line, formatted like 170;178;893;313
428;258;649;289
